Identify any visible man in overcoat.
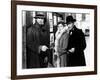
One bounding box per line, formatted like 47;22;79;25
26;13;49;68
66;16;86;66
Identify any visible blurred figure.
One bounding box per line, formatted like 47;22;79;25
66;16;86;66
26;13;49;68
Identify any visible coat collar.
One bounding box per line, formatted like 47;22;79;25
69;25;77;35
33;22;47;32
70;25;76;32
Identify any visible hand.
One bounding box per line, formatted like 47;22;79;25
44;56;48;63
68;48;75;53
41;45;48;52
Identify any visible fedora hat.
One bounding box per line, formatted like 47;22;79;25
66;15;76;24
34;12;45;19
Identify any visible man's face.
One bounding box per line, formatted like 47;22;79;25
67;22;74;30
36;18;44;25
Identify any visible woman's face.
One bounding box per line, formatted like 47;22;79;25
58;24;64;31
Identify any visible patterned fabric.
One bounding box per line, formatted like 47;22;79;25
54;27;69;67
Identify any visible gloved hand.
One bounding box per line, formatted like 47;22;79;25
41;45;48;52
68;48;75;53
39;45;48;52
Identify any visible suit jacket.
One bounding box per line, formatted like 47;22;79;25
66;26;86;66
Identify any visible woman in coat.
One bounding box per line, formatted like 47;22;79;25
54;21;69;67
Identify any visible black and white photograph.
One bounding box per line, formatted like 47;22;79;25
22;11;89;68
11;1;97;79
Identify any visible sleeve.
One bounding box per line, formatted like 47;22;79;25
26;28;39;53
75;30;86;51
58;32;69;54
62;33;69;50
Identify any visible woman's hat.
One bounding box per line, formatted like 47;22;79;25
66;16;76;24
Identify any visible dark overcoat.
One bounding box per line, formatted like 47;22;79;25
66;26;86;66
26;22;49;68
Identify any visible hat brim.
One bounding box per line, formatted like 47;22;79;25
66;19;76;24
34;15;45;19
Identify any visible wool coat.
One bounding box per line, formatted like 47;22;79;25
66;26;86;66
26;22;49;68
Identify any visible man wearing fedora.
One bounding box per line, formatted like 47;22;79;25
66;15;86;66
26;12;49;68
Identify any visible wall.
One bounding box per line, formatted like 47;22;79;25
0;0;100;80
